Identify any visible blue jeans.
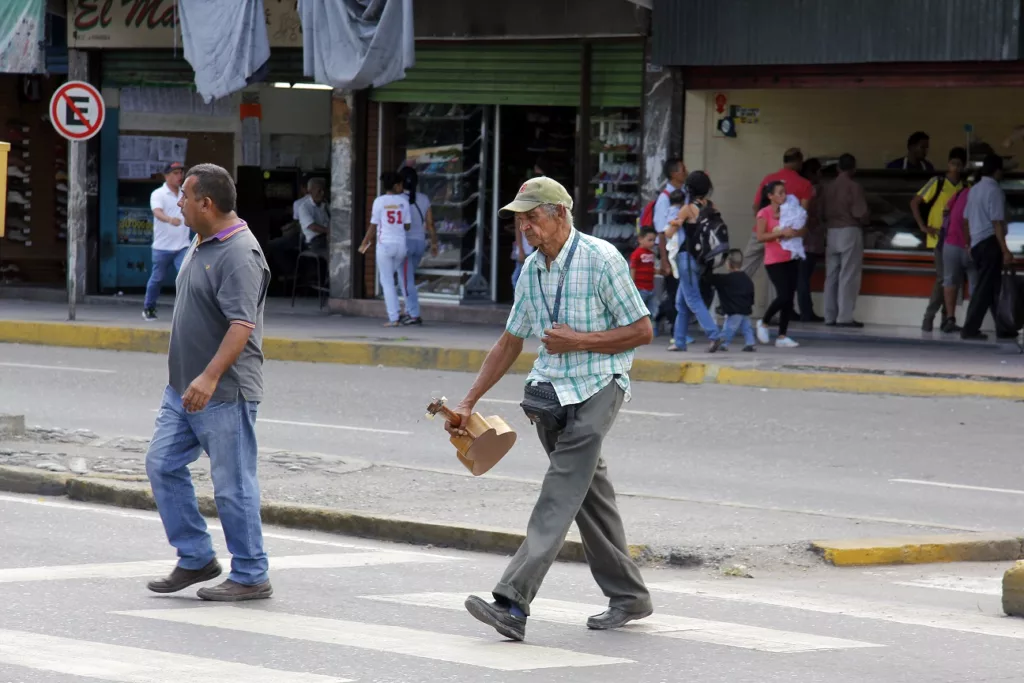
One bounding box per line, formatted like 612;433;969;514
638;288;658;316
144;248;187;309
399;239;426;319
512;260;524;289
721;314;755;348
674;251;720;348
145;385;268;585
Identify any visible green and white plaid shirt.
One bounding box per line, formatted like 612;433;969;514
506;227;650;406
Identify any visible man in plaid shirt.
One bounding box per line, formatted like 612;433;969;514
446;176;654;642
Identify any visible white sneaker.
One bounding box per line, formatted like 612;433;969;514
775;336;800;348
756;320;771;344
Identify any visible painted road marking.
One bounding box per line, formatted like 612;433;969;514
651;581;1024;639
150;410;413;436
477;397;680;417
891;478;1024;496
0;493;444;554
0;361;116;373
0;551;458;584
0;628;350;682
253;418;413;435
117;606;633;671
362;592;881;653
894;575;1002;596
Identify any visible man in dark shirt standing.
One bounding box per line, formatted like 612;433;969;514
144;163;274;602
887;132;935;171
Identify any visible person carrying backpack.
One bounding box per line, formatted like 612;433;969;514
663;171;723;352
910;147;967;332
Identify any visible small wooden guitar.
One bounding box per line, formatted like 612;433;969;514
425;396;517;476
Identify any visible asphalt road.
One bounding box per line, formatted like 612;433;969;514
5;491;1024;683
2;342;1024;548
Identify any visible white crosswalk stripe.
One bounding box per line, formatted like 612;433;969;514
0;628;352;682
115;606;633;671
361;592;882;653
893;575;1002;596
0;551;460;584
651;580;1024;639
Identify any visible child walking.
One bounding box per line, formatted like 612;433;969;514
709;249;757;353
630;226;659;317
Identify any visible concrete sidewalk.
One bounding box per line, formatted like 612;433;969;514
2;298;1024;399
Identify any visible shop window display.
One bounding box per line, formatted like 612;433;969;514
587;108;641;254
399;103;488;301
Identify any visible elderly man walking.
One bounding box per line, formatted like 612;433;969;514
446;177;654;642
144;163;274;602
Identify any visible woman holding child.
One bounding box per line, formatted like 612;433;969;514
754;181;807;348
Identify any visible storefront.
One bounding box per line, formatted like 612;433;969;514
68;0;332;296
0;6;70;288
653;0;1024;325
365;40;644;305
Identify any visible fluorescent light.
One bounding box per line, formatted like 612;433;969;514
272;82;292;89
292;83;333;90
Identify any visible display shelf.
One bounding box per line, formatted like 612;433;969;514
586;108;642;253
394;103;491;304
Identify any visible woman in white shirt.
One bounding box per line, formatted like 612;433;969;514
397;166;438;326
359;171;412;326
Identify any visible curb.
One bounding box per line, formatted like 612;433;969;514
2;319;1023;400
0;465;646;564
811;534;1024;566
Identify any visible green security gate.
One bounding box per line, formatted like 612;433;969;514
371;41;643;108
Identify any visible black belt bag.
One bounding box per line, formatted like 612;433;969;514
520;382;567;431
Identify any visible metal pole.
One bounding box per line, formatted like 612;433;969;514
66;49;90;321
490;105;501;302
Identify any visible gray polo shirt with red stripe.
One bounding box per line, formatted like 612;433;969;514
168;221;271;403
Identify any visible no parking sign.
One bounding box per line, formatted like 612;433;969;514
49;80;105;142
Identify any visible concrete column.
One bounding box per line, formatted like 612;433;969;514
66;49;89;317
640;39;684;201
328;90;354;300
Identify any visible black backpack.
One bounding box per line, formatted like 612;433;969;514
685;204;730;272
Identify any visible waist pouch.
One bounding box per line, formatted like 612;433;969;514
520;382;567;431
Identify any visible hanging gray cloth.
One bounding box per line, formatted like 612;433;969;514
178;0;271;103
299;0;415;91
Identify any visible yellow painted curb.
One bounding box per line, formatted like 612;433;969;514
3;318;1024;399
812;533;1024;566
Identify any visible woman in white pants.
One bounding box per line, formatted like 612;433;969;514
359;171;412;326
397;166;438;326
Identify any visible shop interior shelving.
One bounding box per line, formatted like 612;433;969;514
587;110;641;254
399;104;489;302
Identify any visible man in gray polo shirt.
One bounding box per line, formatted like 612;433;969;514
144;163;274;602
961;154;1013;341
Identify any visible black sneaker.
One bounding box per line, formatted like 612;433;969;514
940;317;962;334
742;345;756;352
922;317;934;332
402;316;423;326
142;308;157;321
464;595;526;641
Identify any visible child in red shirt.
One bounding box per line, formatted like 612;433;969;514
630;226;658;317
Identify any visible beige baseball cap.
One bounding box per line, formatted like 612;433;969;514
499;176;573;216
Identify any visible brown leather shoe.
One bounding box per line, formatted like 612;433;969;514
147;559;222;594
197;579;273;602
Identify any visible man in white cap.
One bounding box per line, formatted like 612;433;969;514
445;176;654;642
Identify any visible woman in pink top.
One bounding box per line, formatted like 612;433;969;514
941;182;978;331
755;181;807;348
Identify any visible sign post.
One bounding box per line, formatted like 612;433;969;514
49;80;105;321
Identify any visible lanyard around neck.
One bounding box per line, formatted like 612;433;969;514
537;231;580;325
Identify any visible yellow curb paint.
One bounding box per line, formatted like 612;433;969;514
3;319;1024;400
716;366;1024;401
812;534;1024;566
1002;561;1024;616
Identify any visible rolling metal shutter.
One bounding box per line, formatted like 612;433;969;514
371;41;642;108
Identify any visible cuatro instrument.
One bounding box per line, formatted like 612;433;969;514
425;396;517;476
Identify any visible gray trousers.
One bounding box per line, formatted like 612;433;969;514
924;245;946;321
742;232;774;317
824;227;864;324
493;381;651;617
